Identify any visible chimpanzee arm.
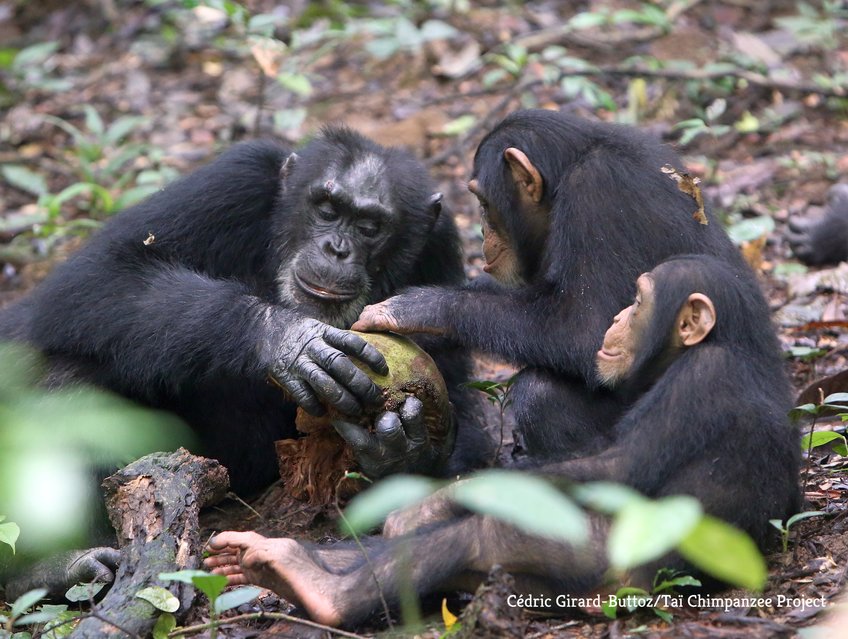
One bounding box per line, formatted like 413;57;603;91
353;285;603;381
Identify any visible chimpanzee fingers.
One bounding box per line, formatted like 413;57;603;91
351;303;402;333
67;547;122;586
374;410;408;453
399;396;428;442
204;553;240;569
282;377;326;417
300;362;363;416
308;338;383;406
333;419;381;458
323;327;389;376
208;531;267;551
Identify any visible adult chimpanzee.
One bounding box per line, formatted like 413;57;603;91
787;183;848;265
0;127;491;598
353;109;755;460
204;255;801;628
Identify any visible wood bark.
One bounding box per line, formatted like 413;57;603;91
70;448;229;638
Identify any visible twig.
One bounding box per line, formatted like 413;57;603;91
167;611;369;639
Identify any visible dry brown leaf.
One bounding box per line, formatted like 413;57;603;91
661;164;708;225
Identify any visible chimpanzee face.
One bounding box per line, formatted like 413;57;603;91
596;273;656;387
468;179;524;287
278;154;397;327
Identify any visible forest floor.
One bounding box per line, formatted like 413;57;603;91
1;1;848;637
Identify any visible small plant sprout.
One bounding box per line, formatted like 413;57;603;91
466;375;515;465
159;570;262;639
770;512;828;553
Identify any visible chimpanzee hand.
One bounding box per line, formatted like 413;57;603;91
351;290;447;335
5;547;120;601
265;314;388;417
333;396;455;479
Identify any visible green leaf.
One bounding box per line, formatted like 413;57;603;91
136;586;180;612
152;613;176;639
0;520;20;553
568;12;607;30
441;115;476;137
2;165;48;196
14;610;62;626
734;111;760;133
64;582;106;602
608;496;702;571
769;518;785;532
787;511;827;528
419;20;458;41
276;73;313;97
158;569;209;585
725;215;775;244
191;574;228;602
342;475;437;535
654;608;673;622
824;393;848;404
114;185;160;211
452;470;588;544
653;575;701;593
800;431;848;456
214;585;263;613
12;41;59;72
678;516;767;591
11;589;48;618
572;482;643;514
104;116;145;146
83;106;105;137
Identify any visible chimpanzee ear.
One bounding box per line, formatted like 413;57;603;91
280;152;299;181
504;148;544;204
677;293;716;346
427;192;443;220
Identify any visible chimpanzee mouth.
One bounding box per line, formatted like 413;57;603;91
294;272;358;302
483;248;505;273
597;348;621;360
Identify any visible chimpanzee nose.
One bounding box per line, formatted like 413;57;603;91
323;237;351;260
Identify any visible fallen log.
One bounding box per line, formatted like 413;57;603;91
70;448;229;638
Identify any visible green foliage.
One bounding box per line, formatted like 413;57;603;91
800;430;848;456
770;511;827;553
35;107;176;226
452;470;588;544
608;496;702;571
678;516;767;591
725;215;775;245
602;568;701;622
790;392;848;420
0;588;78;637
0;343;191;552
0;516;20;554
63;582;105;603
774;1;847;50
159;569;262;639
341;475;438;535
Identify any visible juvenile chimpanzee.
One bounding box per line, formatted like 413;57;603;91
0;126;488;495
787;183;848;265
204;255;801;628
354;109;755;460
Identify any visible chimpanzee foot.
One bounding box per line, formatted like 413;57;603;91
205;531;347;627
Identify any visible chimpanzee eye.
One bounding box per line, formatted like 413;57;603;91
317;202;338;222
357;220;381;238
